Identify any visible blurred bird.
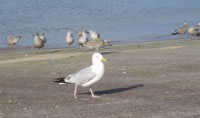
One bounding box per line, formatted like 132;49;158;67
80;38;112;52
171;21;189;35
77;31;88;47
33;32;45;49
40;33;46;43
188;22;200;39
65;31;74;47
6;35;21;45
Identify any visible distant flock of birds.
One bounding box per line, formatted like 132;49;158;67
171;21;200;39
5;30;112;52
5;21;200;51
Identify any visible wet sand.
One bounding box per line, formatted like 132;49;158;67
0;39;200;118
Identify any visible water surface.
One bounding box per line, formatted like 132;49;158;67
0;0;200;49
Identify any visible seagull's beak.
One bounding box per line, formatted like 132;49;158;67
101;57;107;62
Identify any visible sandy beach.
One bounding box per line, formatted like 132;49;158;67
0;39;200;118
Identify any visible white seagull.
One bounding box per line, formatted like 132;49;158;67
54;53;107;99
65;31;74;46
33;32;45;49
77;31;88;47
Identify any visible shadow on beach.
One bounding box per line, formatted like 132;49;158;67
80;84;144;95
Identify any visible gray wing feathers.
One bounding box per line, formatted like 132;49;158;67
65;66;96;85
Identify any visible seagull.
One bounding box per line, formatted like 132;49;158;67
198;22;200;27
65;31;74;46
77;31;88;47
54;53;107;99
6;35;21;45
40;33;46;43
80;38;112;52
89;30;100;40
171;21;189;35
33;32;45;49
188;22;200;39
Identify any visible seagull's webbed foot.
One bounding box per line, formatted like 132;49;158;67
89;88;100;98
92;94;101;98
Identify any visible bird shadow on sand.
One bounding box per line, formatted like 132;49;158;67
80;84;144;95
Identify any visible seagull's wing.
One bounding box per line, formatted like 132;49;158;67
65;66;96;85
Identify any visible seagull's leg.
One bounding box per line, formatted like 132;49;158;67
89;87;100;98
74;84;78;99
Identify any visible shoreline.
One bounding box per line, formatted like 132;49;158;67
0;33;190;52
0;38;197;64
0;36;189;52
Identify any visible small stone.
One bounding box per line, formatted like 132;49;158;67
159;74;165;78
120;68;126;71
165;91;170;94
137;99;142;102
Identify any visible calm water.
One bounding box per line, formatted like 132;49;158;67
0;0;200;49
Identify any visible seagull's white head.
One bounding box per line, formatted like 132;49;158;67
67;31;73;37
184;21;188;25
92;53;107;64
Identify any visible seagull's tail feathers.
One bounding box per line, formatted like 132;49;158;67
171;32;178;35
54;75;72;84
54;77;66;84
